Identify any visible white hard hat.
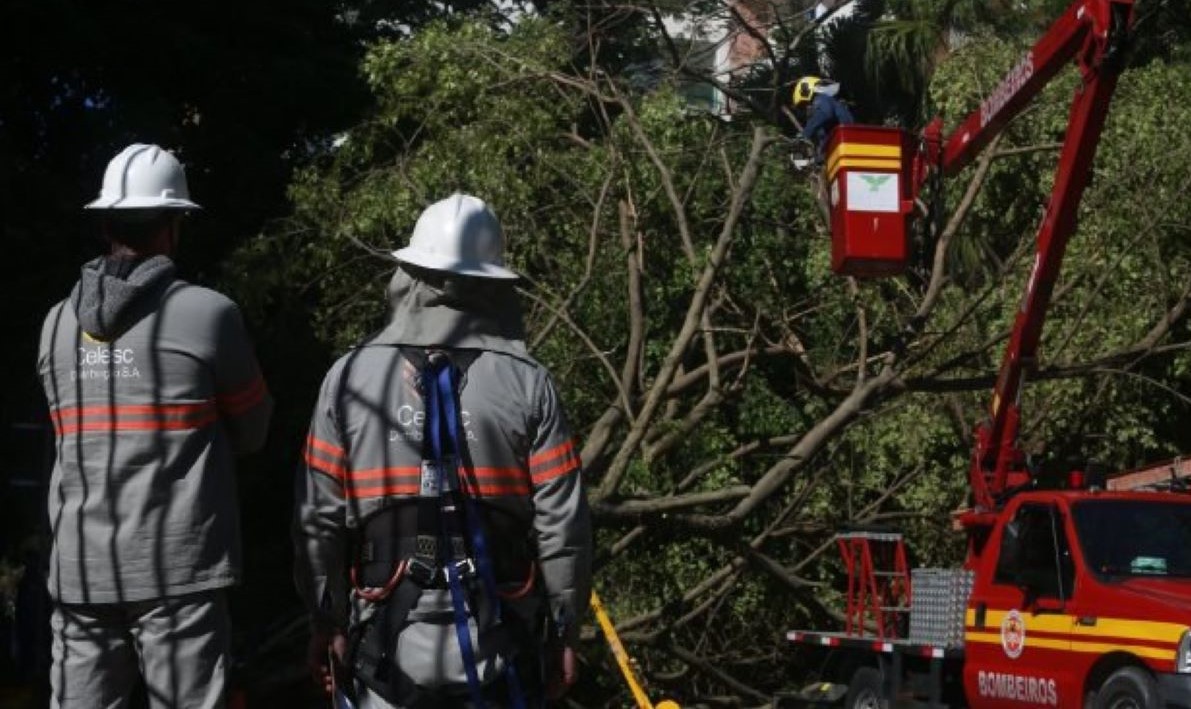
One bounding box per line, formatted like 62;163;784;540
84;143;201;211
393;193;518;280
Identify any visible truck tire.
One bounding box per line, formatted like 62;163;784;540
1094;666;1160;709
845;666;887;709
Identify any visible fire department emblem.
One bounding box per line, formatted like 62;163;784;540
1001;609;1026;659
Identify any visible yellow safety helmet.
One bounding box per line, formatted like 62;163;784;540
793;76;822;107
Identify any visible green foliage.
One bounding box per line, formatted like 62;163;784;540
233;17;580;349
922;44;1191;470
227;7;1191;704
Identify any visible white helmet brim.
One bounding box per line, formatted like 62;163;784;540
392;246;520;280
84;195;201;210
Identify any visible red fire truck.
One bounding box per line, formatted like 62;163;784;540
786;1;1191;707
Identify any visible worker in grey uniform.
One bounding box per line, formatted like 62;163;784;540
294;193;592;708
37;143;273;709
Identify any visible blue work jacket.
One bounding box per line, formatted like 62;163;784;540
803;93;855;156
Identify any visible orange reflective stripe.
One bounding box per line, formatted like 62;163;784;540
218;376;268;416
462;466;531;496
52;402;214;419
461;479;531;496
343;467;421;499
347;482;421;498
304;450;346;482
531;459;580;486
56;414;219;435
305;434;348;476
306;434;345;458
302;430;352;487
469;466;529;480
341;466;533;498
529;440;575;469
529;440;581;486
51;401;217;435
347;466;421;482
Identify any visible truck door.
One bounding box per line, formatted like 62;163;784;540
966;503;1075;707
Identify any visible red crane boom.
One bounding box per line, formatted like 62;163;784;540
913;0;1135;517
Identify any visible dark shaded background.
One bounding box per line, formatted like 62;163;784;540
0;1;491;704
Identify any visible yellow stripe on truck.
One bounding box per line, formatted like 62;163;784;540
1072;616;1187;643
966;631;1002;645
965;607;1184;663
965;631;1173;660
825;142;901;179
826;142;902;163
825;158;903;183
1069;639;1172;660
968;608;1185;642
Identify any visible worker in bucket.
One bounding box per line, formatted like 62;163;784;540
793;75;855;162
294;193;593;708
37;143;273;708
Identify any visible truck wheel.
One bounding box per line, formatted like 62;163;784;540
845;666;887;709
1095;667;1160;709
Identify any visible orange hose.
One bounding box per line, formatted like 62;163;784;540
498;562;538;600
352;560;407;602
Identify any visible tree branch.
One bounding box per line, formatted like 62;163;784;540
530;169;616;349
666;644;771;703
593;486;752;517
518;286;635;422
595;127;774;500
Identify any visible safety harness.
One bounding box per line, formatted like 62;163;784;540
348;349;538;707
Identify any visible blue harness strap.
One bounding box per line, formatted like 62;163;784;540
427;357;529;709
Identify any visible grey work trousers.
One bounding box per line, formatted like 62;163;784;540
50;589;230;709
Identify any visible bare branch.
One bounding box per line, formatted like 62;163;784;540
904;288;1191;393
665;344;788;395
915;133;1006;322
666;644;771;703
671;366;899;531
991;142;1064;159
645;387;727;460
593;486;752;517
603;78;698;264
595;127;775;500
530;169;617;349
619;197;648;398
518;286;635;422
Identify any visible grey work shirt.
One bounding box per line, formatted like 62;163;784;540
292;344;592;649
38;266;272;604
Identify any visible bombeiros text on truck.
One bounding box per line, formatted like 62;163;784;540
785;1;1191;707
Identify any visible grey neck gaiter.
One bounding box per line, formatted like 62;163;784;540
70;255;176;340
371;266;529;360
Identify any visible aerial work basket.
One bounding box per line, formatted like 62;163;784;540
825;125;914;278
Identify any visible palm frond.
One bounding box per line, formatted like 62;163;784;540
866;18;943;93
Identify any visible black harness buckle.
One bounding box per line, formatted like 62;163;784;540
403;556;478;588
405;557;438;586
451;558;476;579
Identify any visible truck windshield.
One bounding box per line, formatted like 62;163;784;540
1073;500;1191;580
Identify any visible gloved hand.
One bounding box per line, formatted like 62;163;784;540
308;628;348;696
